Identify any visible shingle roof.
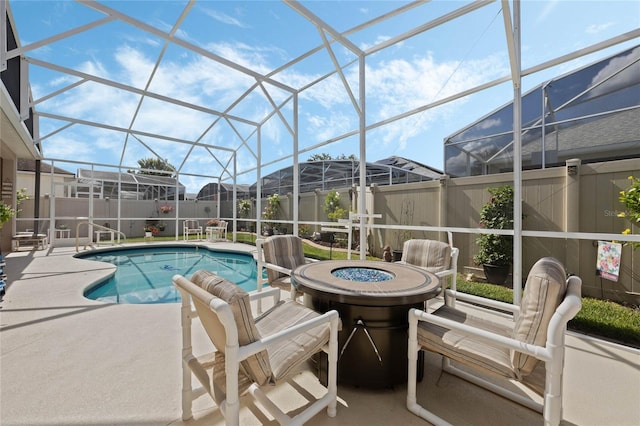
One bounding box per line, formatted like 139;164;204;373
17;159;75;176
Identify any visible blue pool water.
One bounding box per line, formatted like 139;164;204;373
81;246;258;304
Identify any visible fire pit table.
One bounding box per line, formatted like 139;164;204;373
292;260;440;388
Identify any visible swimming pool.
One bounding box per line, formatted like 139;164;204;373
81;246;258;304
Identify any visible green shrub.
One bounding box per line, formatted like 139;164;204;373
474;185;514;267
324;190;348;222
618;175;640;250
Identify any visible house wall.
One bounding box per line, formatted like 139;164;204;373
16;171;72;198
0;156;17;253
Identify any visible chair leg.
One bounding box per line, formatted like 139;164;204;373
543;350;564;426
224;347;241;426
407;317;419;411
181;359;193;421
326;315;339;417
179;298;194;420
407;309;454;426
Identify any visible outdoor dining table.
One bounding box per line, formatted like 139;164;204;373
292;259;440;388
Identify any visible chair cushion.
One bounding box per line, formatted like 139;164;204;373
263;235;306;285
418;305;516;379
511;257;567;378
270;276;293;291
255;300;331;381
191;270;273;386
400;239;451;273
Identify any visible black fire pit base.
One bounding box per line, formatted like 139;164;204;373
308;298;424;388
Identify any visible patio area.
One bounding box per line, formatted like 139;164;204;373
1;242;638;426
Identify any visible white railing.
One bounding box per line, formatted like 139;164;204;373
75;221;127;252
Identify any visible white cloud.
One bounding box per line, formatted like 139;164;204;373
361;52;508;149
535;0;560;25
201;7;250;29
586;22;614;34
304;110;355;143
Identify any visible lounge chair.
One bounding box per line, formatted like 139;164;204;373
407;257;582;426
173;270;340;425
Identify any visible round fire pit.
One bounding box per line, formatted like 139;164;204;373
292;260;440;388
331;267;394;282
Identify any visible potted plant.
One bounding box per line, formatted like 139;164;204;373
0;202;17;228
144;224;160;236
0;188;28;230
159;204;174;214
206;218;220;227
238;199;251;231
263;193;281;235
473;185;514;285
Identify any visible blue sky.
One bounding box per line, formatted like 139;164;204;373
9;0;640;194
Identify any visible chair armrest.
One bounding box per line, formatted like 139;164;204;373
547;276;582;346
248;286;281;305
444;289;520;315
238;309;340;359
435;269;455;278
262;262;293;276
409;308;551;362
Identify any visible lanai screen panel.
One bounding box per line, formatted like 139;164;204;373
444;45;640;178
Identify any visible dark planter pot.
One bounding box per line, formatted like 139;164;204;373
483;264;510;285
392;250;403;262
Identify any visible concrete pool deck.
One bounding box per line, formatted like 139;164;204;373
1;241;639;425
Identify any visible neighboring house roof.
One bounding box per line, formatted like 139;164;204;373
374;156;445;180
245;156;445;198
17;159;75;176
444;44;640;177
196;182;251;201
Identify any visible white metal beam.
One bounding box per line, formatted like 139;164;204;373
0;0;7;71
318;28;361;116
366;0;496;55
284;0;363;55
5;16;115;60
27;57;259;127
77;0;296;94
19;56;28;120
38;111;234;152
501;0;522;305
32;78;89;106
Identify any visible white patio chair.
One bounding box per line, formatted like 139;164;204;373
407;257;582;426
173;270;339;426
256;235;310;299
183;219;202;240
396;238;459;304
215;220;227;240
